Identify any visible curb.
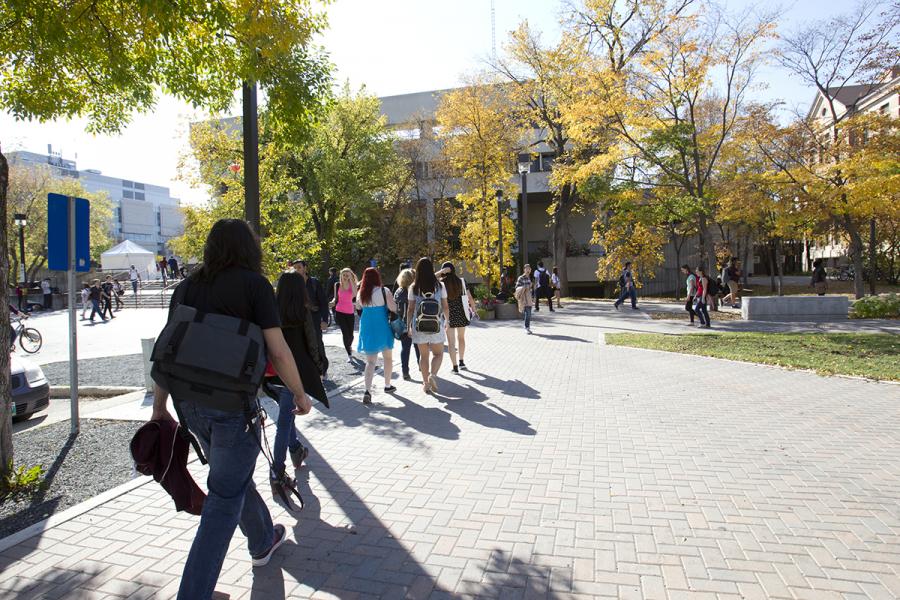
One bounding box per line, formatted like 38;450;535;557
0;370;371;552
49;385;142;399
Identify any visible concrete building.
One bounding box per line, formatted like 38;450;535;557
8;146;184;255
378;90;699;295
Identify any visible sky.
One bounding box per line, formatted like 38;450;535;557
0;0;848;207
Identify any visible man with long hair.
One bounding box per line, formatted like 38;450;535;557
151;219;313;600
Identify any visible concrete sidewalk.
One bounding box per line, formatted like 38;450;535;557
2;300;899;599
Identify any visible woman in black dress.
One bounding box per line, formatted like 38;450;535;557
437;261;476;374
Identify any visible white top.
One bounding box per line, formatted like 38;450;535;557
40;281;51;294
550;273;560;287
358;286;391;308
129;268;139;281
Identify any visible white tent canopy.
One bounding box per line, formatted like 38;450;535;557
100;240;156;275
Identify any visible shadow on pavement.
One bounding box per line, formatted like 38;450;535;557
457;370;541;400
370;394;460;440
435;379;536;436
250;436;446;599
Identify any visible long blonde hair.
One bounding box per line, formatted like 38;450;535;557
339;268;359;291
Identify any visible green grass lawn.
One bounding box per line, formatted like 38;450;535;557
605;333;900;381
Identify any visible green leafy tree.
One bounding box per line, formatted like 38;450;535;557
0;0;329;474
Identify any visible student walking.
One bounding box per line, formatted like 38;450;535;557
88;279;107;322
269;271;328;497
722;257;742;308
113;279;125;311
811;258;827;295
394;268;420;381
331;268;359;362
129;265;141;295
438;262;476;373
551;266;562;308
515;264;535;334
101;276;116;319
357;267;397;404
681;264;697;324
533;261;554;311
613;262;638;310
41;278;52;310
80;283;91;320
150;218;312;599
694;266;712;328
406;257;450;394
292;259;330;378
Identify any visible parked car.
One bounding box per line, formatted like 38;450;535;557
10;353;50;421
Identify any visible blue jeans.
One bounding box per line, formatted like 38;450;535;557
615;286;637;308
177;402;274;600
89;299;103;320
272;385;302;478
400;334;420;375
523;306;532;329
695;300;710;326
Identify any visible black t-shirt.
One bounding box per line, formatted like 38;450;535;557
168;268;280;330
90;287;102;302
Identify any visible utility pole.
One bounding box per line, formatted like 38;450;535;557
242;82;260;236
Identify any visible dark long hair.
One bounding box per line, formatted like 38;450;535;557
276;272;310;328
441;262;463;299
196;219;262;282
359;267;382;305
413;257;437;295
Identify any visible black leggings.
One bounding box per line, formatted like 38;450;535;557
685;296;696;323
334;311;355;355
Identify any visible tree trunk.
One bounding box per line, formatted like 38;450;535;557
868;218;876;296
844;216;866;299
697;215;717;274
672;231;682;301
551;183;573;297
767;240;777;293
774;237;784;296
0;144;13;477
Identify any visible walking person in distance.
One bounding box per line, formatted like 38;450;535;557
269;271;328;498
394;268;420;381
613;261;638;310
811;258;827;296
681;264;697;325
438;261;476;373
292;259;330;378
694;266;712;328
551;266;563;309
515;264;535;334
101;276;116;319
129;265;141;295
150;219;312;599
40;278;52;310
330;268;359;363
533;261;554;311
407;257;450;394
357;267;397;404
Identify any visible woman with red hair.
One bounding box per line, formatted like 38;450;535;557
356;267;398;404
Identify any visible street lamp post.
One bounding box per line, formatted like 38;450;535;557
517;155;530;270
242;81;261;236
13;213;27;285
496;189;505;292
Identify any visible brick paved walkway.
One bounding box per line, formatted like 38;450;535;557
2;300;899;599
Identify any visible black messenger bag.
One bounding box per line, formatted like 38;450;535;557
151;300;267;412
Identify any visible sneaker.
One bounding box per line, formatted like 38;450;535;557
452;365;459;374
459;360;467;370
614;303;619;310
402;372;412;381
363;391;372;404
384;385;397;393
289;445;308;470
526;328;532;334
550;308;555;312
347;356;353;364
251;524;287;567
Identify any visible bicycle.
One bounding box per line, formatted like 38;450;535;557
12;316;42;354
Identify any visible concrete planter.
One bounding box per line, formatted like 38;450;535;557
477;308;495;320
495;302;520;320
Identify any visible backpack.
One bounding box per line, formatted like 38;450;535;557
150;283;266;413
538;270;550;288
618;274;627;288
414;291;441;334
706;277;721;296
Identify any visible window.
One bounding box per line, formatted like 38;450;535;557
122;179;134;188
880;103;890;115
134;182;145;190
134;192;145;200
123;190;133;199
821;108;827;116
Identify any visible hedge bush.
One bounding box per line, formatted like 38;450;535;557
850;293;900;319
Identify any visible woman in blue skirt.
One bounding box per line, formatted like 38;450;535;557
357;267;398;404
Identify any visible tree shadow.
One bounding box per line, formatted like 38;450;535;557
250;435;445;599
457;370;541;400
434;379;536;436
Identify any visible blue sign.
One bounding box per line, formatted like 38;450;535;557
48;194;90;272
